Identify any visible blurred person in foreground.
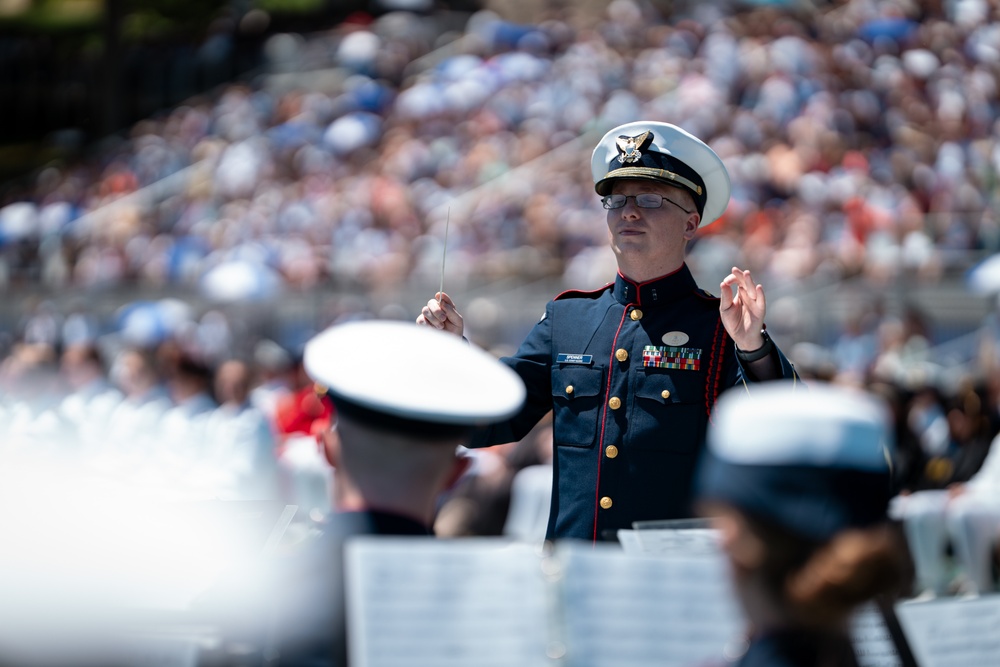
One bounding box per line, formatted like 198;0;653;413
418;121;798;542
209;320;526;667
696;382;909;667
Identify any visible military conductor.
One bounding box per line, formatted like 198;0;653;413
418;121;798;542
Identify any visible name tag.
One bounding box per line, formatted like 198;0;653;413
557;353;593;365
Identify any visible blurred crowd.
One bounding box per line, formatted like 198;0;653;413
0;326;561;550
0;336;334;517
1;304;998;552
0;0;999;576
0;0;997;296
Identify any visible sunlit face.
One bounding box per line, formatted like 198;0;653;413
112;350;149;395
214;360;250;405
605;178;700;281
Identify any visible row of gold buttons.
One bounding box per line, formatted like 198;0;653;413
566;388;669;400
595;310;639;512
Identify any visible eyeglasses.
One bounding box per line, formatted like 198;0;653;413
602;193;692;214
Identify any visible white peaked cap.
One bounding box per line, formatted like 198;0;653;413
591;120;731;227
304;320;526;431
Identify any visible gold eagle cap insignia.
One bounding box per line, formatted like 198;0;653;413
615;131;652;164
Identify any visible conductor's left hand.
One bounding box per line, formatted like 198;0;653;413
719;267;767;352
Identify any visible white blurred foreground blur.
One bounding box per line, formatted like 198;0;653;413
0;448;294;666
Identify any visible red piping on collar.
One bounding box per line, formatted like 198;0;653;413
617;264;686;306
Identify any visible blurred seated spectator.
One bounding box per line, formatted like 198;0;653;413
159;352;218;462
893;430;1000;597
274;365;337;522
898;383;993;493
893;383;1000;597
204;358;281;501
0;342;62;453
105;347;173;452
58;342;123;450
249;338;295;427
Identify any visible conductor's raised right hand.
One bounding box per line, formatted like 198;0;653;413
416;292;464;337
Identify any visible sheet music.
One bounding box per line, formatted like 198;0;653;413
616;529;644;554
345;536;917;667
895;595;1000;667
346;537;743;667
619;528;907;667
617;527;722;556
850;603;903;667
558;543;743;667
345;538;552;667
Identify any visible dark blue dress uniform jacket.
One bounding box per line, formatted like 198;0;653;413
470;264;796;542
734;630;862;667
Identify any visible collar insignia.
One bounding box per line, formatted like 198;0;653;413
616;131;652;164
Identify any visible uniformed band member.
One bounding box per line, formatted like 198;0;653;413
418;120;798;542
248;320;526;667
695;382;909;667
892;437;1000;597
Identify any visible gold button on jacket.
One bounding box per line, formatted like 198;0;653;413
608;396;621;410
630;309;643;321
661;389;671;399
605;445;618;459
615;348;628;362
600;496;613;509
565;385;574;395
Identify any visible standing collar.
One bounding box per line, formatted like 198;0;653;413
612;264;699;306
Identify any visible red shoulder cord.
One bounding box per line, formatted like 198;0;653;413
704;317;729;423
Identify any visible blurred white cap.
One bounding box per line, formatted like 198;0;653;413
304;320;525;436
697;381;895;540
